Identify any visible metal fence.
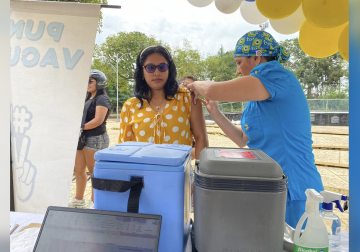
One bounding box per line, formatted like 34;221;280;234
203;99;349;114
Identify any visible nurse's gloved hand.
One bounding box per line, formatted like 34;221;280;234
199;99;220;115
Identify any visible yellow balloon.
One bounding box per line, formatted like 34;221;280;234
299;21;347;58
302;0;349;28
338;23;349;62
256;0;301;20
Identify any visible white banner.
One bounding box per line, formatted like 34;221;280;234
10;0;101;213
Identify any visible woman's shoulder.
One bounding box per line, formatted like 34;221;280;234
177;87;187;92
177;87;191;94
251;61;292;86
123;97;140;107
166;88;192;113
174;88;191;101
94;94;111;107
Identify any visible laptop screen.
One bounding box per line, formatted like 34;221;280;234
33;208;161;252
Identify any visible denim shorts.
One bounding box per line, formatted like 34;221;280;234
84;132;110;151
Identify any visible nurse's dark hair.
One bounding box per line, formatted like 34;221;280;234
247;56;278;62
134;45;178;109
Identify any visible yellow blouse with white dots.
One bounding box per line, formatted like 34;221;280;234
118;88;193;145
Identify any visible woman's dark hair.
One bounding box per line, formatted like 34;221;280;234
262;56;278;62
134;45;178;108
85;88;108;102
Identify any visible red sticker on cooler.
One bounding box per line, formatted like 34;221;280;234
219;150;257;159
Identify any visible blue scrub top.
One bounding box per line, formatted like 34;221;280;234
241;61;324;201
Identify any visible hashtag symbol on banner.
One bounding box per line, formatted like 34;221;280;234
10;105;36;202
11;106;32;135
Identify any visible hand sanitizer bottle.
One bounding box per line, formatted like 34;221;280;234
320;190;348;251
294;189;329;252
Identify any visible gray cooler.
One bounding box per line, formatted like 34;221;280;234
194;147;287;252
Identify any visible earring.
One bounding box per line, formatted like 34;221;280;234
142;77;144;80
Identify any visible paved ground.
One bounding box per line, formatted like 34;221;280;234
70;119;349;231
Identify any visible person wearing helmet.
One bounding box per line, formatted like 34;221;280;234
69;69;111;209
186;31;324;228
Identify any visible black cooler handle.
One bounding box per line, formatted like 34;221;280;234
91;175;143;213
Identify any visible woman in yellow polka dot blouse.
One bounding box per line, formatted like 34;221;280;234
118;45;208;159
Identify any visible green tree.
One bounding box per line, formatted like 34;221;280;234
47;0;108;33
280;38;349;98
172;39;208;81
92;56;132;111
280;38;305;73
206;46;237;82
95;31;166;82
320;90;348;99
92;32;166;110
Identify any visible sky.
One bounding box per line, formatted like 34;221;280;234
95;0;299;56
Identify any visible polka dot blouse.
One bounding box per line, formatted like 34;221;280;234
118;88;193;145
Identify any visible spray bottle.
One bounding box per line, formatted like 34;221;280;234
319;191;348;251
294;189;329;252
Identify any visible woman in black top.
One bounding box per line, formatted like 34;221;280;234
69;70;111;209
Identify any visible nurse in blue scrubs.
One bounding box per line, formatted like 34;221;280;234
186;30;324;228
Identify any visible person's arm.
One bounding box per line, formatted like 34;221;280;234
189;93;209;159
200;99;248;148
83;106;108;130
186;76;271;103
118;103;134;143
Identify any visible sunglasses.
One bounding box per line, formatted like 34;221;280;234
143;63;169;73
88;79;95;85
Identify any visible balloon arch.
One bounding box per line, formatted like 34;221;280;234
187;0;349;62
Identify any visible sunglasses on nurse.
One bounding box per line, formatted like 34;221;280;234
143;63;169;73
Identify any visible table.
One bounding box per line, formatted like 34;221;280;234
10;211;349;252
10;212;45;235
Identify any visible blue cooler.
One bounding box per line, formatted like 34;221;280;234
92;142;192;252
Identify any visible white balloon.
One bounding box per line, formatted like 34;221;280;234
240;1;268;25
269;4;305;35
215;0;243;14
188;0;214;8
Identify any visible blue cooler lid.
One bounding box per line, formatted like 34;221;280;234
94;142;192;168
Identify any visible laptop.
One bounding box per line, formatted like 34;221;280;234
32;206;162;252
